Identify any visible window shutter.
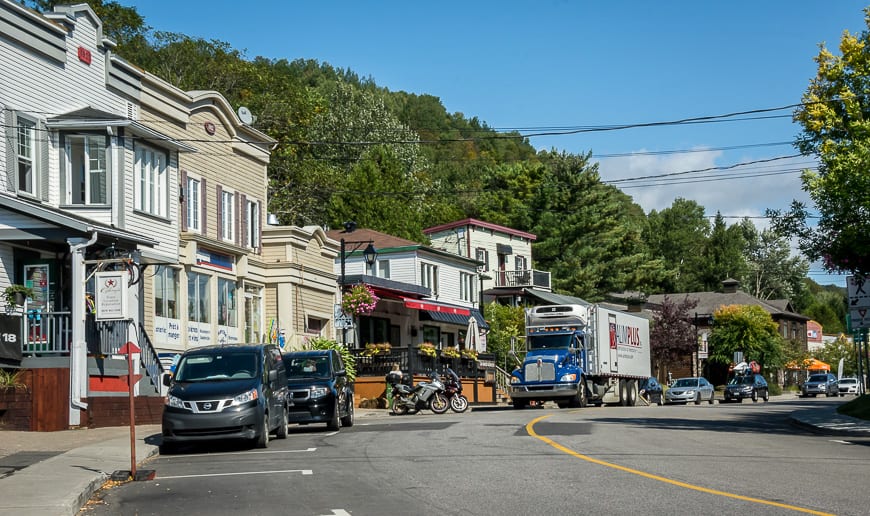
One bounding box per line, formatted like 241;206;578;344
256;200;262;253
239;193;247;248
180;170;188;232
216;184;222;240
39;120;49;201
4;110;15;192
200;177;208;236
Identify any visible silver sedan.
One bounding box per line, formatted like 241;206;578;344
665;377;715;405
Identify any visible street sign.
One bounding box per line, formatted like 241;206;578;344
848;276;870;329
850;308;870;331
334;314;354;330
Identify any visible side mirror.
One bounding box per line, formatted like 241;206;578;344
162;373;172;387
268;370;278;382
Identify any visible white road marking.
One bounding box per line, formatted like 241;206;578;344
157;469;313;480
829;439;853;445
166;448;316;458
319;511;351;516
323;431;339;437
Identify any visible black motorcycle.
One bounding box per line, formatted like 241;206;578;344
387;371;449;415
442;367;469;413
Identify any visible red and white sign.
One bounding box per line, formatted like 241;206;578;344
402;298;469;316
77;46;92;65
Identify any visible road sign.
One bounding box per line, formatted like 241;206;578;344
334;314;354;330
848;275;870;308
850;308;870;331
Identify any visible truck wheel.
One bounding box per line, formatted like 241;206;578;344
512;399;528;409
626;380;638;406
573;376;588;408
619;379;629;406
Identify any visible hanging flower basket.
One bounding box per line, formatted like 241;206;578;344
441;346;461;359
418;342;437;358
342;284;379;316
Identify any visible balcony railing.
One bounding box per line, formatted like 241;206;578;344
20;310;72;355
493;269;551;290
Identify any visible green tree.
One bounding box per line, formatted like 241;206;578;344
649;295;699;381
482;303;526;372
699;213;747;291
708;304;783;372
644;198;711;293
739;220;810;301
815;334;858;376
769;11;870;274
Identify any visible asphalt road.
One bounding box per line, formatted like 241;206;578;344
79;397;869;516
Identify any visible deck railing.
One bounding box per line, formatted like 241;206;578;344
350;348;489;379
493;269;551;290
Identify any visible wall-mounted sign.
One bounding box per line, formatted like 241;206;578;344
95;271;129;321
196;249;234;272
77;46;91;65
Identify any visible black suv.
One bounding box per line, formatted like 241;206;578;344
284;349;354;430
723;373;769;403
161;344;288;452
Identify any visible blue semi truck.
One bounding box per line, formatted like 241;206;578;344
509;304;651;409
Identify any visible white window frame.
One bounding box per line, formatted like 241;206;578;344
154;266;179;319
246;199;259;249
134;144;168;217
221;190;235;242
187;271;210;323
16;116;36;196
460;272;476;302
65;134;108;205
186;176;201;233
376;259;390;279
475;248;489;271
218;277;237;327
421;262;439;297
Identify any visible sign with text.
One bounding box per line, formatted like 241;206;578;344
95;271;129;321
848;275;870;329
0;315;22;362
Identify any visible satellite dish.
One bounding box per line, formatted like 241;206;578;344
237;106;253;125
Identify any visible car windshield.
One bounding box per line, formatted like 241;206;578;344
728;376;754;385
672;378;698;388
808;374;829;382
287;356;330;379
174;352;259;382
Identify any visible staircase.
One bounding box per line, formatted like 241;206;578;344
493;365;513;403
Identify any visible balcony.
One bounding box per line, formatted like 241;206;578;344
492;269;551;290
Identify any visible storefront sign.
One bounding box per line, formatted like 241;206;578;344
95;271;129;320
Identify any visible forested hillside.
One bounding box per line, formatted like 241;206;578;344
26;0;846;321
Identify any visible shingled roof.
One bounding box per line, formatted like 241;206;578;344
645;280;809;321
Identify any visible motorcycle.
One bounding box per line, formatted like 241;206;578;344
387;371;449;415
442;367;468;413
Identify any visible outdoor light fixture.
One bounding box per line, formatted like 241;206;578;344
339;222;378;347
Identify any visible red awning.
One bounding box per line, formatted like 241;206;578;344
402;298;470;316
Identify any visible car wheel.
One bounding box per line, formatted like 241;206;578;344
656;394;663;406
327;401;341;430
752;390;758;403
341;395;355;427
255;413;270;448
708;391;714;405
694;393;701;405
276;406;288;439
763;390;769;402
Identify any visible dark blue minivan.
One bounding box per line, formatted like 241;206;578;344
161;344;288;453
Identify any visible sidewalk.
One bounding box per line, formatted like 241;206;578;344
0;405;866;516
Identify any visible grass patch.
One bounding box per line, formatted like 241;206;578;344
837;394;870;420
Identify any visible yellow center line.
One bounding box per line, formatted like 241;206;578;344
526;414;834;516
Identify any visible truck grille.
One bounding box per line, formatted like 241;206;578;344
524;362;555;382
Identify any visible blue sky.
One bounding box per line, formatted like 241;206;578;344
127;1;869;286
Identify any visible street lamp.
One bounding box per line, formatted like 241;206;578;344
339;222;378;347
478;272;492;315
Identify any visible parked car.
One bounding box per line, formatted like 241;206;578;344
723;374;769;403
838;377;860;396
161;344;289;453
284;349;354;430
639;377;664;405
665;377;715;405
800;373;838;397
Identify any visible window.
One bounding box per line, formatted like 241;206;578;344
65;134;107;205
16;117;36;196
246;199;259;248
221;190;235;242
376;259;390;279
421;262;439;296
187;272;210;323
154;267;178;318
244;284;262;342
134;144;168;216
218;277;237;327
475;248;489;271
306;317;324;334
186;176;201;232
514;255;528;272
357;316;390;348
460;272;476;302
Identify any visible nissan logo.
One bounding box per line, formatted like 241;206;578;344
203;402;213;409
